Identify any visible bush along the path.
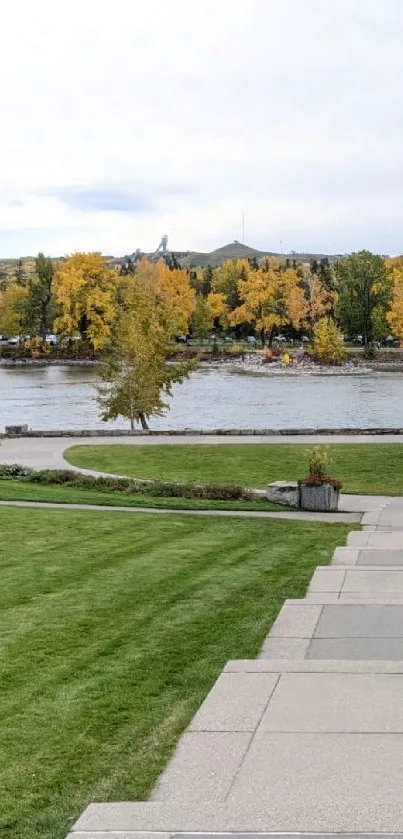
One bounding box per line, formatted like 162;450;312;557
0;464;254;502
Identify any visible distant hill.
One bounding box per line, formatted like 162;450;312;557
178;241;343;268
0;243;345;280
180;241;277;268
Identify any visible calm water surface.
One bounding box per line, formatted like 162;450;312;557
0;364;402;431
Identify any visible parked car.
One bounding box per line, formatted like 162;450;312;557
246;336;257;345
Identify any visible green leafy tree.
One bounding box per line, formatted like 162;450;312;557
188;266;214;297
212;259;250;311
14;258;27;287
192;294;213;340
202;265;214;295
0;269;8;292
334;251;392;348
26;253;55;338
311;256;335;294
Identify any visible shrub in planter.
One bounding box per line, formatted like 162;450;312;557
298;446;342;511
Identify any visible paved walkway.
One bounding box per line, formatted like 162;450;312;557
0;498;361;523
68;496;403;837
0;434;397;518
1;432;403;473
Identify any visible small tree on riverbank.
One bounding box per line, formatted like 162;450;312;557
312;317;347;364
97;265;196;429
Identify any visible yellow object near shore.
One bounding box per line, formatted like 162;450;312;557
282;352;291;365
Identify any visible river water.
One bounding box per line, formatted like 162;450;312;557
0;363;402;431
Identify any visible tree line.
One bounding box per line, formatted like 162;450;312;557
191;251;402;349
1;248;403;426
1;249;403;350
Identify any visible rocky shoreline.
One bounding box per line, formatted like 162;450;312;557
0;358;100;368
2;354;403;376
216;355;403;377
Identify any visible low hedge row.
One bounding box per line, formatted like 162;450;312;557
0;464;253;501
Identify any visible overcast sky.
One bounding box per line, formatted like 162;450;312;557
1;0;403;257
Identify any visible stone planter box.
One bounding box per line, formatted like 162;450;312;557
267;481;300;508
299;482;340;512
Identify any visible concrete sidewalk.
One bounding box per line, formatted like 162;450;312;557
0;433;395;515
67;495;403;837
2;432;403;472
0;498;361;523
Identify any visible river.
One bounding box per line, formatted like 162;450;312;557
0;363;402;431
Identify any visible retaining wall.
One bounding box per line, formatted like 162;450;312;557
2;427;403;438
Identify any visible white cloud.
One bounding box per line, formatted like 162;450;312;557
0;0;403;255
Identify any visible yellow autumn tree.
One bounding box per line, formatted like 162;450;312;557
53;252;119;349
387;259;403;342
129;259;195;337
301;269;335;331
98;267;196;429
206;291;229;327
313;317;347;364
230;262;308;345
0;283;28;336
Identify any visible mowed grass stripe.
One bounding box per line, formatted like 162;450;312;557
0;506;350;839
66;442;403;495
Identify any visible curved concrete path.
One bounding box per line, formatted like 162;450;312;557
1;432;403;474
0;433;399;517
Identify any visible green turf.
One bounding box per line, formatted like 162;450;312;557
65;442;403;495
0;506;350;839
0;480;283;512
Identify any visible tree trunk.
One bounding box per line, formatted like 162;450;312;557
139;413;149;430
268;327;276;348
260;328;266;347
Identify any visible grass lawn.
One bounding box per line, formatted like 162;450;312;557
0;506;350;839
0;480;283;512
65;442;403;495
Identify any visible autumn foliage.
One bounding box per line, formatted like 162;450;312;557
387;259;403;343
53;252;119;350
3;246;403;426
98;261;196;429
312;318;347;364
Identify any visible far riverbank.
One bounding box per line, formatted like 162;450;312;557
2;353;403;376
